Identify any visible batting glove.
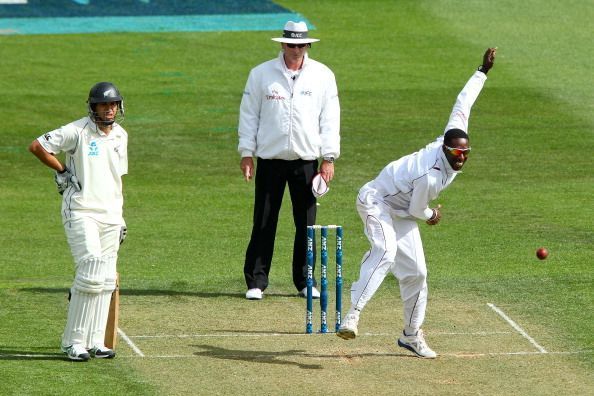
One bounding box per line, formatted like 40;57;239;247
119;226;127;245
55;167;81;195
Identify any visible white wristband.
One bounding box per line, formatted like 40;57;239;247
423;208;434;220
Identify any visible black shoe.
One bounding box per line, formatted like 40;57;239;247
90;345;116;359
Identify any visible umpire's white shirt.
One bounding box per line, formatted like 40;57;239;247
360;71;487;221
238;51;340;160
37;116;128;225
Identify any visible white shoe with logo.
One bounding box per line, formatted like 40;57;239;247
61;343;90;362
90;344;116;359
336;309;360;340
245;288;263;300
397;329;437;358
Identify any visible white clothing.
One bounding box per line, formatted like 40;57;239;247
443;71;487;133
352;194;428;331
238;51;340;160
36;115;127;351
365;71;487;221
364;147;458;221
62;247;117;349
65;216;120;263
37;116;128;225
349;70;487;332
61;204;120;350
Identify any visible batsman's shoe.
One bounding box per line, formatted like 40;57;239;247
246;288;263;300
299;286;320;299
336;311;359;340
397;329;437;359
89;345;116;359
61;344;90;362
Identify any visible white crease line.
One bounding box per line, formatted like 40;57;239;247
2;350;592;360
361;331;513;336
446;350;592;357
131;333;311;339
129;331;512;339
114;350;593;359
118;327;145;357
487;303;547;353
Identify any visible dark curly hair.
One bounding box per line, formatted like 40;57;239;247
444;128;469;146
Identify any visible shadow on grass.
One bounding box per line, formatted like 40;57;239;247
21;287;299;299
0;348;66;361
191;344;412;369
192;344;323;369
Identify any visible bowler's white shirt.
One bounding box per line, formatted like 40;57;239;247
361;71;487;220
37;116;128;225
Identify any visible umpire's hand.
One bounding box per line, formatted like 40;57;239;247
240;157;254;181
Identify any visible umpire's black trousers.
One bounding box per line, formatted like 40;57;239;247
244;158;318;292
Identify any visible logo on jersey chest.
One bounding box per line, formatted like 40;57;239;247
88;141;99;157
266;89;286;101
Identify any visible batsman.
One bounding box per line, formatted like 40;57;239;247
337;48;497;358
29;82;128;362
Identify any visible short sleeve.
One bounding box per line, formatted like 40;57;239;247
37;125;79;155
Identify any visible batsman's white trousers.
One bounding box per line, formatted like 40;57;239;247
62;217;119;349
350;187;428;333
65;216;120;264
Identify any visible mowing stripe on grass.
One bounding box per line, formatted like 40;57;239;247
487;303;548;353
118;327;145;357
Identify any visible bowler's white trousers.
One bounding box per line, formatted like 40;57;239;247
350;187;428;334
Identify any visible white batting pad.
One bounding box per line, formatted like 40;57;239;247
62;257;105;348
87;254;118;348
62;290;97;347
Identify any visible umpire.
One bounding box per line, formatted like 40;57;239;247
238;21;341;300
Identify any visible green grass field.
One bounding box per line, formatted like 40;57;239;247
1;0;593;395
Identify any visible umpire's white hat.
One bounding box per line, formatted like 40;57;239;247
272;21;320;44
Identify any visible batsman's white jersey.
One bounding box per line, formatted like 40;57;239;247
37;116;128;225
36;115;128;350
350;70;487;333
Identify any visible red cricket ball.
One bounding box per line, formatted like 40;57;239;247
536;247;549;260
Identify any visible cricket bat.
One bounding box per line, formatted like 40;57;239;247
104;272;120;349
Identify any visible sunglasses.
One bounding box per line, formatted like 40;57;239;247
286;43;308;48
444;145;471;156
